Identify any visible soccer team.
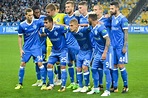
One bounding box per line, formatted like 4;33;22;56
15;1;129;96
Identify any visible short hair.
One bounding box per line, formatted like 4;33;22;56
32;5;41;12
110;1;120;8
54;3;60;10
66;1;75;7
88;13;98;21
78;1;87;6
94;4;103;10
70;19;78;24
25;8;33;15
44;16;53;23
45;3;56;11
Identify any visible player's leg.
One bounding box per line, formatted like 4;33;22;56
15;51;32;89
55;62;62;85
81;50;92;93
45;52;58;90
58;49;68;92
117;48;128;93
67;48;75;89
73;52;83;92
110;48;119;92
101;53;111;96
87;53;100;95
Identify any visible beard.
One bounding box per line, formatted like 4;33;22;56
110;10;117;16
66;10;72;15
89;21;92;26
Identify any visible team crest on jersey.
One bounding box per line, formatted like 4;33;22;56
54;31;58;36
33;25;37;29
78;32;83;37
57;18;60;22
115;20;119;24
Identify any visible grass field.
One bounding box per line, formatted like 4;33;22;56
0;34;148;98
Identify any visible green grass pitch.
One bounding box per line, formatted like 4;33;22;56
0;34;148;98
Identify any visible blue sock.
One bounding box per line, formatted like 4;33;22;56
61;69;67;87
98;68;103;85
68;63;74;83
84;71;90;86
91;68;99;88
120;67;128;87
110;69;114;88
104;69;111;91
39;65;46;84
47;68;54;85
35;63;41;80
113;68;118;88
19;66;25;84
43;62;47;80
57;65;61;80
77;72;83;88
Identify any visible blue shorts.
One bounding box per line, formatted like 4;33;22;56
76;50;92;68
114;46;128;65
92;51;110;70
48;48;68;66
68;47;79;62
22;48;43;63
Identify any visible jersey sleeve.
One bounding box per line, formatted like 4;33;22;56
39;27;45;34
99;25;108;38
121;17;128;30
59;25;68;34
18;25;23;35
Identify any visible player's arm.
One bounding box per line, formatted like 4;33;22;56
39;27;47;37
102;36;110;60
18;35;24;57
123;29;128;53
121;18;128;53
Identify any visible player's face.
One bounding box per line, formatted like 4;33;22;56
69;22;78;32
46;9;54;17
78;5;87;14
93;6;102;16
25;11;33;22
65;4;73;14
110;5;117;15
34;9;41;19
44;20;53;29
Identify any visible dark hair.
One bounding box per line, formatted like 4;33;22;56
25;8;33;15
32;5;41;12
88;13;98;21
44;16;53;23
78;1;87;6
110;1;119;8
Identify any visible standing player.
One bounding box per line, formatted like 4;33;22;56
45;3;66;85
93;4;113;90
31;5;47;87
14;8;46;90
40;16;68;92
110;1;129;93
64;1;79;90
87;13;111;96
69;19;92;93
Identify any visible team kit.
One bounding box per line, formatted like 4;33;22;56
14;1;129;96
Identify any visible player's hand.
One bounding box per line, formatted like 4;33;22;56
101;52;107;60
20;49;25;57
122;46;126;54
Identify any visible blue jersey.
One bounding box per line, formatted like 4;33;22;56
64;14;79;48
79;14;89;24
43;25;67;52
99;16;112;45
18;19;43;50
111;13;128;48
69;26;92;51
91;24;109;54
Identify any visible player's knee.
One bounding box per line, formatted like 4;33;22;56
47;64;53;68
61;65;66;69
37;62;42;67
76;67;82;72
82;65;88;72
114;64;118;68
104;68;110;75
118;64;125;69
21;62;26;67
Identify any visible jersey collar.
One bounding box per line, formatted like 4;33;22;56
25;18;34;25
114;13;122;19
76;26;80;33
98;15;105;21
